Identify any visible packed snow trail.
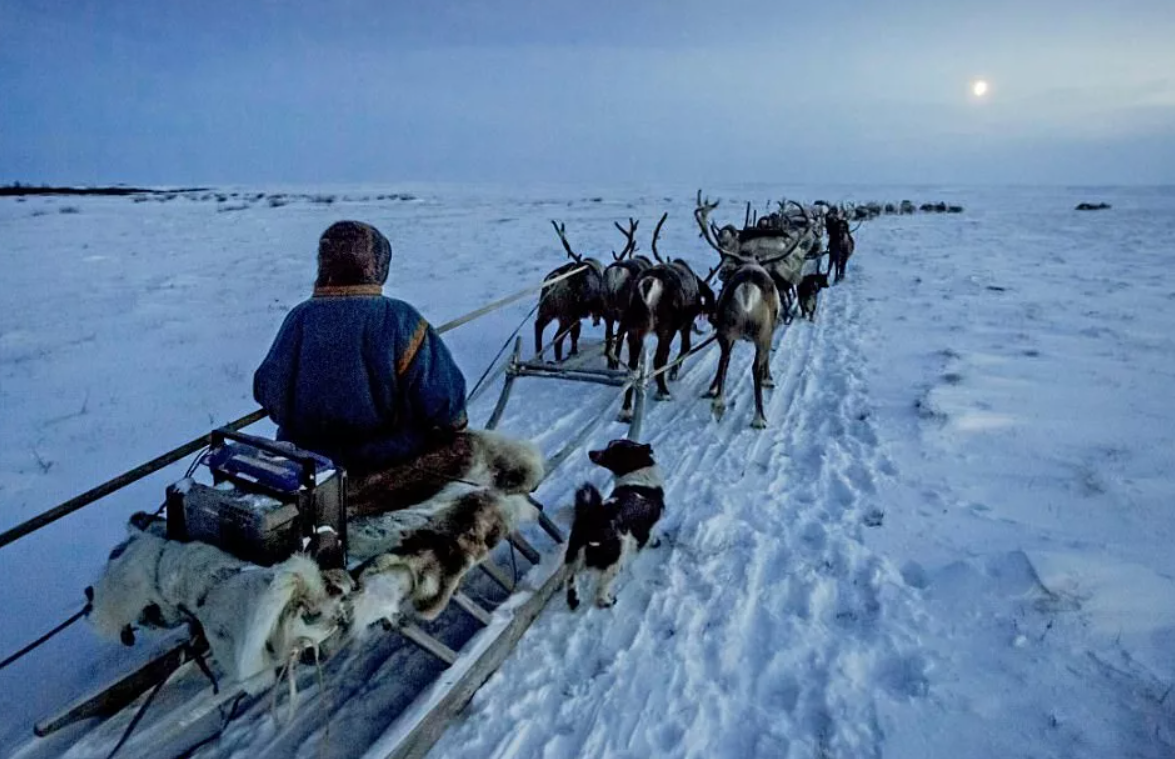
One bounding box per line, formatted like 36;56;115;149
424;270;930;759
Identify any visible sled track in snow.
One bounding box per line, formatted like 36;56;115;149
429;271;933;759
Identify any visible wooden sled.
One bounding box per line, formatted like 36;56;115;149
19;335;653;759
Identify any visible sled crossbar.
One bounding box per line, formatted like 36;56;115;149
396;623;459;666
513;364;630;388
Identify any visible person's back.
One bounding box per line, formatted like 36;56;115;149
254;221;467;475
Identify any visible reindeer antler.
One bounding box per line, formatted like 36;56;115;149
786;199;811;228
611;217;640;261
694;189;731;255
650;212;668;263
550;220;583;264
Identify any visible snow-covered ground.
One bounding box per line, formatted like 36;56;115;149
2;183;1173;758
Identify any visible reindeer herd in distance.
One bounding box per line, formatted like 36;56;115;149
534;191;885;429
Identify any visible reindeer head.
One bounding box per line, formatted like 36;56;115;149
695;190;748;284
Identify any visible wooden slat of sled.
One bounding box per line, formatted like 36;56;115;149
384;564;570;759
506;533;540;565
396;623;459;666
452;593;493;626
477;559;515;593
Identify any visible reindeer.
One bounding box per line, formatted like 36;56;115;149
601;218;652;369
536;222;605;362
694;190;813;324
824;206;857;283
618;214;714;422
704;261;780;429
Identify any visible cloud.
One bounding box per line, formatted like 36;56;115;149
2;2;1174;185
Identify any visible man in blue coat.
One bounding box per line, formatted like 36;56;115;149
254;221;471;512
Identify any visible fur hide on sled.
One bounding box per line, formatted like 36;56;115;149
350;489;539;631
346;429;544;628
347;429;545;517
88;523;354;693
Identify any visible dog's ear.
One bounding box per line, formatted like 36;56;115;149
640;443;653;456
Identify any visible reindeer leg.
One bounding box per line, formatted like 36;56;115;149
605;319;617;369
653;335;673;401
554;320;566;363
569;320;582;357
709;339;732;419
535;317;549;362
763;359;776;389
751;341;769;429
670;323;691;381
618;331;642;422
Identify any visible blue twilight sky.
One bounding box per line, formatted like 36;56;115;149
1;0;1173;186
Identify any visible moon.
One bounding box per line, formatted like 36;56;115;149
972;79;989;98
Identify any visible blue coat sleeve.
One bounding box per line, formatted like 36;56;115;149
397;320;468;436
253;307;304;428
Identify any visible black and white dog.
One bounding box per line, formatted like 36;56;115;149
565;439;665;609
796;272;830;322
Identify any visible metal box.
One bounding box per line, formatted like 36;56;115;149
166;428;347;569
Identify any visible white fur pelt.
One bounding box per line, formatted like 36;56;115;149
89;526;352;693
462;429;545;495
351;489;538;632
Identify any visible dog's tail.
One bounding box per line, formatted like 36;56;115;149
565;484;603;568
574;483;603;518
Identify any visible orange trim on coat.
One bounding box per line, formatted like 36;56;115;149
396;319;430;377
312;284;384;297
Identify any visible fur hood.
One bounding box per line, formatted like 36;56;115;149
315;221;392;290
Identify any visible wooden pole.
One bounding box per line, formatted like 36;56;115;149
513;367;628;388
486;338;521;431
0;409;267;551
542;393;617;475
384;565;571;759
505;534;540;566
627;354;648;442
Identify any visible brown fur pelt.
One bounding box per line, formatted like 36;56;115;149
351;489;537;629
347;429;543;517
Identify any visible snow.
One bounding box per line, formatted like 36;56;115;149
3;183;1175;758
